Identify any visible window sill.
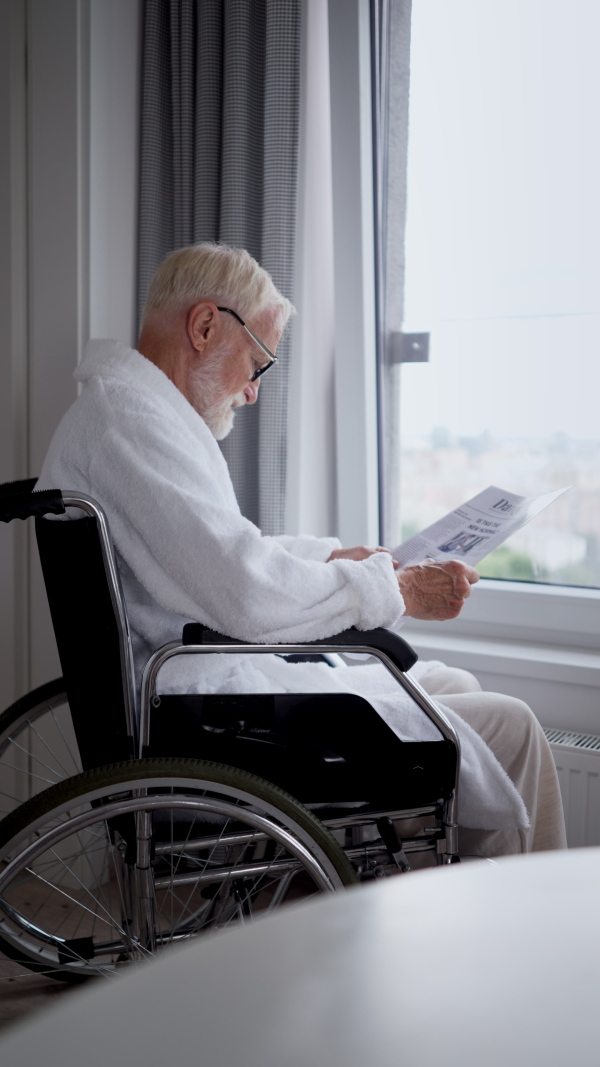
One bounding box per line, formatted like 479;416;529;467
400;581;600;733
400;627;600;688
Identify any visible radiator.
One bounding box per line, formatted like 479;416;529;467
544;728;600;848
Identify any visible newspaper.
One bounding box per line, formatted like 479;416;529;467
391;485;570;569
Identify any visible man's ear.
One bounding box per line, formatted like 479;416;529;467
187;302;218;353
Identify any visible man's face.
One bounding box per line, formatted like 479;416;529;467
191;307;282;440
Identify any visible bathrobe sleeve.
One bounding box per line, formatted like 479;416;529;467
271;533;342;562
87;405;404;643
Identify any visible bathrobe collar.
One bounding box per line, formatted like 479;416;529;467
75;338;219;450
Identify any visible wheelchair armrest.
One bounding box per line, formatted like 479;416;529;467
181;624;418;674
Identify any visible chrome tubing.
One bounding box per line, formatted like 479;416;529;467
140;641;460;754
321;805;438;830
153;857;303;891
0;794;337;898
139;640;461;858
154;829;266;855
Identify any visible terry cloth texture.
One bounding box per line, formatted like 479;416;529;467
39;339;528;833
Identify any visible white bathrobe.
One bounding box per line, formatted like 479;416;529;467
38;339;528;833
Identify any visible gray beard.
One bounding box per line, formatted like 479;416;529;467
205;398;238;440
189;359;246;440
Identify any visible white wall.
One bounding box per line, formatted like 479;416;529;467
27;0;90;688
0;0;29;709
89;0;141;346
0;0;86;702
0;0;141;708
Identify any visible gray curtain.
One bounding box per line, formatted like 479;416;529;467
138;0;302;533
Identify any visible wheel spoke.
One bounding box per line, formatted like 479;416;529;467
0;760;352;982
47;708;81;772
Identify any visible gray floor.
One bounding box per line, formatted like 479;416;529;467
0;955;79;1032
0;869;106;1032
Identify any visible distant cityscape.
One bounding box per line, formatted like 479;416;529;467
397;431;600;588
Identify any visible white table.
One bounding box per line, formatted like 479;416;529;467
1;847;599;1066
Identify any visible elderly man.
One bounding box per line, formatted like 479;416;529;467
39;242;566;856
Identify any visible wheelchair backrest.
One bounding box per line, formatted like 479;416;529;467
36;512;135;769
1;478;136;768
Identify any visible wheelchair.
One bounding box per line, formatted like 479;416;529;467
0;478;461;982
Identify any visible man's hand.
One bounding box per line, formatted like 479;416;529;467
397;558;479;621
327;546;400;569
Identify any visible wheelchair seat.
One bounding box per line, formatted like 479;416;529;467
150;691;457;811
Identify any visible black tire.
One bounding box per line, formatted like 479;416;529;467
0;678;80;819
0;757;357;982
0;677;67;749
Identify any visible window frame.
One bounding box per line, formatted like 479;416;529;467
327;0;600;721
328;0;380;548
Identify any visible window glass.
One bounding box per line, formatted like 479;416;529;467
397;0;600;587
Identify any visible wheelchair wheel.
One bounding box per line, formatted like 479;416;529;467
0;678;81;819
0;758;357;983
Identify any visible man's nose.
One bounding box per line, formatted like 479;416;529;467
244;379;260;405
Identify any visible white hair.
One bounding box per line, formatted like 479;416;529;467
142;242;294;330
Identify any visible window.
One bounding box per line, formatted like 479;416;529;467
392;0;600;589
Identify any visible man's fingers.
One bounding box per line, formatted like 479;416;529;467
455;573;474;598
464;564;480;585
451;563;479;599
397;557;480;621
434;558;479;583
424;558;480;595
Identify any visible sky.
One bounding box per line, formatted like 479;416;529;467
401;0;600;440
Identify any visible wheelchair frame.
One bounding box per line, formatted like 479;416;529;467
0;479;463;979
140;636;462;859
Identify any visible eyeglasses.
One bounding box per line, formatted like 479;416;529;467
217;307;278;382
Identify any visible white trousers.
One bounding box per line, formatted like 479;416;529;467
418;663;567;856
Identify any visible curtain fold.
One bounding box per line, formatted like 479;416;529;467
138;0;301;533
